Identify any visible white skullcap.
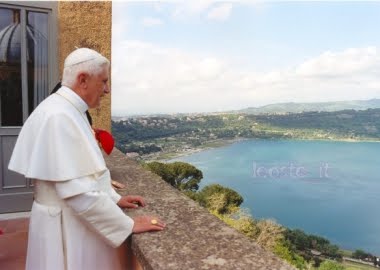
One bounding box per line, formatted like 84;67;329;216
64;48;107;68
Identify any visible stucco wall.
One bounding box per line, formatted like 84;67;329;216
58;1;112;131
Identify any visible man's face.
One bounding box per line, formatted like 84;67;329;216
85;65;110;108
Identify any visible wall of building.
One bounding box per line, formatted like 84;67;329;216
58;1;112;131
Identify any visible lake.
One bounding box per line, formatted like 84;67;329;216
172;139;380;254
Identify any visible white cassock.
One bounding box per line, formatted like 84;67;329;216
8;86;134;270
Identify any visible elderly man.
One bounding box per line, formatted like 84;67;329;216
8;48;165;270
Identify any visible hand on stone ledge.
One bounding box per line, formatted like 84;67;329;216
132;216;166;233
117;195;146;209
111;180;126;190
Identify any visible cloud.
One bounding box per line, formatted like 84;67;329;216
112;3;129;43
141;17;163;27
112;41;380;115
207;3;233;21
296;47;378;77
172;1;214;19
169;2;264;21
152;2;164;13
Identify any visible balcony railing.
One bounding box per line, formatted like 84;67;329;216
105;149;295;270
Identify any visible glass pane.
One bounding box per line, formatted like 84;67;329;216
0;8;23;126
27;11;48;115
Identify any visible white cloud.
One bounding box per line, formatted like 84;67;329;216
207;3;233;21
169;1;265;21
152;2;164;13
141;17;163;27
112;41;380;115
112;2;131;45
172;1;215;19
296;47;378;77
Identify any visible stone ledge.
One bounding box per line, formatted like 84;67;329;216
105;149;295;270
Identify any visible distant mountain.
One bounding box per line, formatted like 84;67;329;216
234;99;380;114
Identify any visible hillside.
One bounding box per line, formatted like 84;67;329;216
234;99;380;115
112;108;380;160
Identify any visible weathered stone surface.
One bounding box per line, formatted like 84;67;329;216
105;149;295;270
58;1;112;132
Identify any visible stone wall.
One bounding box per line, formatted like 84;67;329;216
58;1;112;131
105;149;295;270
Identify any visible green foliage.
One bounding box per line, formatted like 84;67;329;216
125;143;162;154
238;99;380;114
145;161;203;192
213;207;306;269
214;209;285;252
255;219;285;250
182;190;199;201
274;241;307;270
214;209;260;240
255;109;380;139
284;229;342;260
285;229;309;250
352;249;374;260
318;261;345;270
196;184;243;214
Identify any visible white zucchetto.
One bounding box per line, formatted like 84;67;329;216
64;48;105;68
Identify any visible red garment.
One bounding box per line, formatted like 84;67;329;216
94;128;115;155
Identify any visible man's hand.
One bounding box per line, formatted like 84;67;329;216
111;180;126;190
117;195;146;209
132;216;165;234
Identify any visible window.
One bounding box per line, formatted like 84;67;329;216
0;2;56;126
0;1;57;213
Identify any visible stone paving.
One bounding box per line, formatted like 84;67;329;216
0;217;29;270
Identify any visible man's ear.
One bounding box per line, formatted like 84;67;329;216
78;72;89;88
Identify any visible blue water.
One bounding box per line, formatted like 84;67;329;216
172;140;380;254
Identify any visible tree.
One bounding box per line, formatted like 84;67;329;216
256;219;285;250
145;161;172;184
285;229;309;251
324;244;341;260
197;184;243;214
169;162;203;191
145;161;203;192
352;249;368;260
284;229;342;260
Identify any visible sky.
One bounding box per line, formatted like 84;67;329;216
111;1;380;116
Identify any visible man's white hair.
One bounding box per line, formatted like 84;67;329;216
62;48;110;87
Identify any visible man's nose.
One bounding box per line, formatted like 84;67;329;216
104;84;111;94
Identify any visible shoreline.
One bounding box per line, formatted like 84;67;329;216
143;138;247;161
142;136;380;162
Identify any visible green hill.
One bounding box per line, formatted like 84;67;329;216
112;108;380;160
234;99;380;114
